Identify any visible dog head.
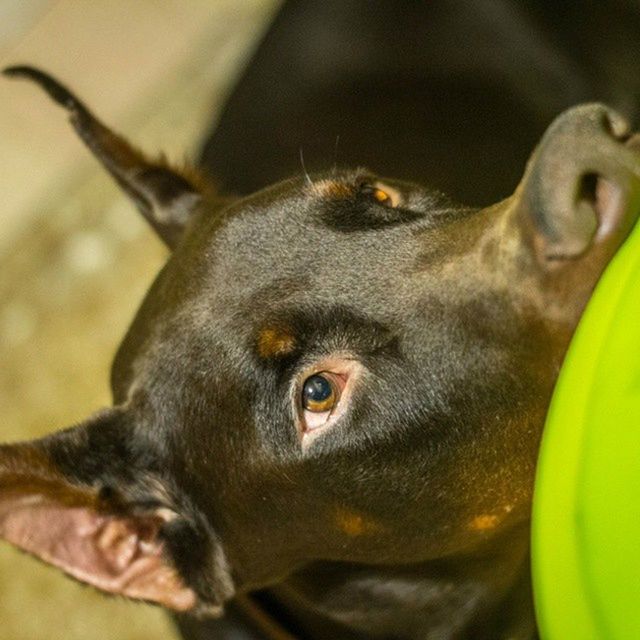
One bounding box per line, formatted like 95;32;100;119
1;67;639;617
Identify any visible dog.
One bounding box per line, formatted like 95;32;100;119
2;3;640;639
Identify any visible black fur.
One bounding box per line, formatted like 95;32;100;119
3;2;640;639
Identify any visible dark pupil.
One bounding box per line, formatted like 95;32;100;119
303;375;332;404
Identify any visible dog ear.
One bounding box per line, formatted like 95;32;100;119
510;104;640;265
0;409;230;614
3;65;210;248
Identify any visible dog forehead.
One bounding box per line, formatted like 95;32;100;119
202;172;473;292
112;176;482;400
150;186;493;374
183;187;426;312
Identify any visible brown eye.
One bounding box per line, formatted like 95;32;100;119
302;374;338;413
360;184;392;206
296;360;362;444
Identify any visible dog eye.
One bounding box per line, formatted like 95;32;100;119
302;373;339;413
358;181;402;208
295;359;362;445
359;184;392;206
299;370;349;434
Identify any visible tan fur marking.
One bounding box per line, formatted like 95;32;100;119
334;506;382;537
312;179;354;199
257;327;296;359
470;514;500;531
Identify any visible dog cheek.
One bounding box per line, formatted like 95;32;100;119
333;506;385;537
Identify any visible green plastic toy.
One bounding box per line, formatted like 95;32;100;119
532;213;640;638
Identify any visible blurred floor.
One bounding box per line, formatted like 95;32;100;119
0;2;279;639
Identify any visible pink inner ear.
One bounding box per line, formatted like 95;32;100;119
594;176;625;241
0;497;196;611
595;133;640;243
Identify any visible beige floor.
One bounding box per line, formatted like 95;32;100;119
0;2;279;639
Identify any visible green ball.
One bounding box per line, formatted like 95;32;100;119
532;219;640;638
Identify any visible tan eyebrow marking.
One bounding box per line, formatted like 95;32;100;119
312;179;402;208
257;327;296;359
311;179;355;199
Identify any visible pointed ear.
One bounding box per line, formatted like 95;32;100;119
511;103;640;264
0;409;232;614
3;65;208;248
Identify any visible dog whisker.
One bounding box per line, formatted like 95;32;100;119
332;135;341;175
299;146;313;186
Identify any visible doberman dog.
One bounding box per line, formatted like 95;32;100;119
2;2;640;639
